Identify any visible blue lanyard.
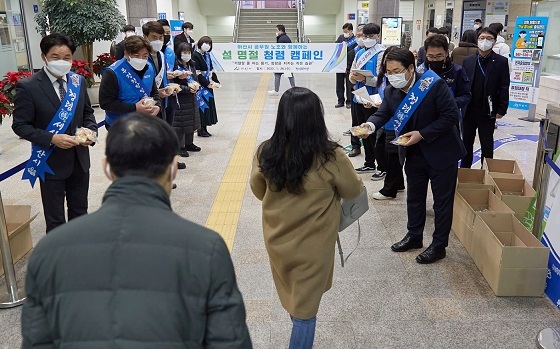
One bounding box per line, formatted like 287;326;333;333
477;56;487;78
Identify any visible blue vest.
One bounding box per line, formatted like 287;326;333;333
149;52;169;108
353;47;383;103
105;58;155;126
164;46;175;72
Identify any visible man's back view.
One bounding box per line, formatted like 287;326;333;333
21;113;252;349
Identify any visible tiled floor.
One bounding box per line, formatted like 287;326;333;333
0;72;558;348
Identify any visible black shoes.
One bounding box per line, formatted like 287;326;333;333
179;149;189;157
198;129;211;137
391;236;423;252
348;148;361;157
345;102;352;109
185;144;201;152
335;103;344;108
416;245;446;264
177;162;186;170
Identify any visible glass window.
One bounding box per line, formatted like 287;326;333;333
0;0;30;77
534;0;560;76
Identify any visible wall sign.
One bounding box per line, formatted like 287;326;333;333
381;17;403;47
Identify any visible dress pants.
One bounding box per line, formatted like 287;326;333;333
404;147;458;249
350;102;361;150
373;129;388;173
165;102;176;126
39;154;89;233
355;103;377;169
274;73;295;92
336;73;353;104
460;112;495;168
175;127;194;148
377;130;404;197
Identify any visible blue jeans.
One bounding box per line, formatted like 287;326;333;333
289;316;316;349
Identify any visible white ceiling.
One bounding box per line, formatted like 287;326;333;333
196;0;343;16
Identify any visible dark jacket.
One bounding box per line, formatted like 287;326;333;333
173;60;201;132
336;34;358;74
451;42;478;66
12;69;97;179
115;39;125;60
462;51;510;117
416;46;426;67
192;50;220;89
276;32;292;44
173;32;196;52
99;65;162;116
367;73;466;170
21;177;252;349
418;61;472;110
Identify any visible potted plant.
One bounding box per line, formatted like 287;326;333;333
35;0;125;72
93;53;116;78
0;71;32;124
71;60;98;106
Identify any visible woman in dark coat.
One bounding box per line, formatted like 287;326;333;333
451;30;479;66
173;42;201;157
192;36;220;137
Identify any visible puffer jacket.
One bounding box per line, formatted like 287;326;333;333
493;35;511;59
173;60;201;133
21;176;252;349
451;42;478;66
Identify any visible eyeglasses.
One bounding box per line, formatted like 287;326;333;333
386;69;406;76
426;54;447;61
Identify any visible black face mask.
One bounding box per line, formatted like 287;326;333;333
163;35;171;47
427;57;451;74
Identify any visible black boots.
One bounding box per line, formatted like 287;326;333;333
198;126;211;137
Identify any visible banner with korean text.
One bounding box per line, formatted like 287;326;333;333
509;16;549;111
209;43;347;73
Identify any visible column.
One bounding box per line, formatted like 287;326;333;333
368;0;399;26
126;0;158;26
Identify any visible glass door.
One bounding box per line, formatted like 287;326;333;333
0;0;30;77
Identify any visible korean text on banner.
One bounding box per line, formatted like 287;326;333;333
209;43;347;73
381;17;403;47
169;20;184;37
509;16;548;111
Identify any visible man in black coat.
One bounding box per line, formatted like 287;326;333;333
335;22;357;108
460;27;510;168
114;24;136;60
173;21;196;52
360;48;466;264
21;113;253;349
268;24;295;96
12;33;98;233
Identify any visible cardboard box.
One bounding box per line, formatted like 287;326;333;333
471;213;549;296
456;168;495;191
0;205;37;277
452;189;513;255
485;158;525;179
492;177;536;219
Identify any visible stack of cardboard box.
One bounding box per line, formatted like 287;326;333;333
452;160;549;296
0;205;36;277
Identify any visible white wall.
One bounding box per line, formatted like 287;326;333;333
411;0;425;51
304;15;337;36
207;16;235;37
156;0;174;20
336;0;357;36
21;1;44;70
176;0;207;36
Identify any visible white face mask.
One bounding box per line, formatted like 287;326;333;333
343;32;351;38
150;40;164;52
181;53;191;62
363;38;377;48
387;70;412;89
128;57;147;71
186;29;193;36
474;24;481;30
201;43;211;52
478;39;494;52
357;37;364;47
45;59;72;77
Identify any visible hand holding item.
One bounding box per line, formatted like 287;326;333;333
136;98;155;114
351;72;366;82
187;80;200;92
52;134;80;149
158;88;172;98
150;106;160;117
355;123;373;139
211;81;222;89
398;131;422;146
167;83;182;94
75;127;97;146
166;72;175;80
373;101;382;108
363;102;373;109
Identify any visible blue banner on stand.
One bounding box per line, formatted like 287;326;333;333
22;72;82;187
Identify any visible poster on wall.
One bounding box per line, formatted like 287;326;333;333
169;20;184;37
381;17;402;47
508;16;549;110
209;43;347;73
462;10;483;37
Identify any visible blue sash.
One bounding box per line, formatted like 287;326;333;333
178;65;209;112
199;52;214;103
117;61;150;100
393;70;440;136
346;36;357;48
22;72;82;187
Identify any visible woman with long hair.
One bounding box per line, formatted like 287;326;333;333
451;29;479;66
250;87;363;348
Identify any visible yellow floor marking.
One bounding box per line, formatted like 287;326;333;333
205;73;271;251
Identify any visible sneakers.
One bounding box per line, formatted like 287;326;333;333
372;192;395;200
355;166;376;174
268;90;279;96
371;171;386;181
342;129;352;136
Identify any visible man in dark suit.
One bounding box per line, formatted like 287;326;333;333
173;21;196;52
12;33;98;233
268;24;295;96
460;27;510;168
335;22;356;108
359;48;466;263
114;24;136;60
